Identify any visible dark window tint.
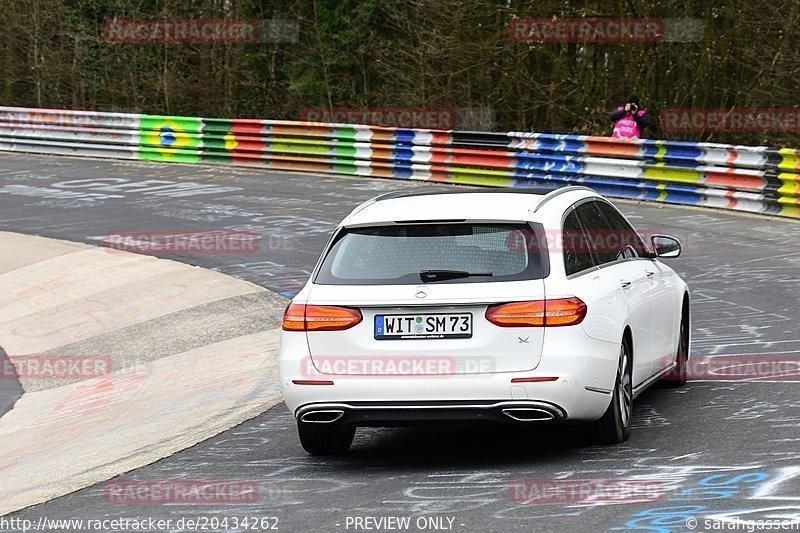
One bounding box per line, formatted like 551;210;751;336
574;202;616;265
596;201;649;259
315;223;545;285
563;210;596;276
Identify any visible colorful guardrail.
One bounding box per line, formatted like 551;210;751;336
1;106;798;218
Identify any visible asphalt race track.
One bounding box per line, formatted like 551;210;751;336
3;153;800;532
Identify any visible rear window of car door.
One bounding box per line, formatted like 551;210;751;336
595;201;649;259
574;201;616;266
563;209;596;276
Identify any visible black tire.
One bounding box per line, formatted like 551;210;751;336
589;341;633;444
298;422;356;455
663;314;688;387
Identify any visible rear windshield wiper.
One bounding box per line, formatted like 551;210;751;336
419;270;494;282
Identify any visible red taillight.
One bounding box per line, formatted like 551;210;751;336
544;297;587;326
511;377;559;383
282;303;306;331
281;303;362;331
485;300;546;327
485;298;586;327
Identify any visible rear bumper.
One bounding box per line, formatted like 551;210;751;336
279;326;622;424
295;400;567;427
280;367;616;423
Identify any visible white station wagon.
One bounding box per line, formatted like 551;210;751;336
279;186;689;454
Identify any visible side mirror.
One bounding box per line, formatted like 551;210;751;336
651;235;681;258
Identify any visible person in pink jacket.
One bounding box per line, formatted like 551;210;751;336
609;95;654;139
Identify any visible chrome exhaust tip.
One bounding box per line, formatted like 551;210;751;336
299;409;345;424
501;407;555;422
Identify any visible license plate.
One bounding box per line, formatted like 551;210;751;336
374;313;472;340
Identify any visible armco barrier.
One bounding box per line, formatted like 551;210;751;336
1;106;799;218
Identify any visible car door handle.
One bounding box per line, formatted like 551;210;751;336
645;271;655;277
621;280;631;288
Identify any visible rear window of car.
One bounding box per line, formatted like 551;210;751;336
314;223;546;285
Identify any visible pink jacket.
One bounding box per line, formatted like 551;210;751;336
612;106;647;139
